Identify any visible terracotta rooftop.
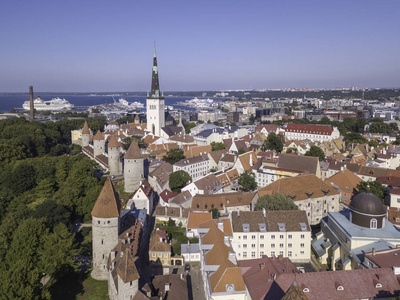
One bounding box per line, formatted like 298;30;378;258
238;255;300;300
82;120;90;134
152;274;188;300
259;174;339;201
116;249;140;283
231;210;310;233
124;140;142;159
199;219;246;294
108;133;121;148
281;281;309;300
159;189;178;204
187;212;212;229
285;123;334;135
277;153;319;175
192;192;256;211
149;233;171;253
91;177;121;218
324;169;363;194
270;267;400;300
92;130;104;140
365;247;400;269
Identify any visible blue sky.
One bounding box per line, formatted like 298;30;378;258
0;0;399;92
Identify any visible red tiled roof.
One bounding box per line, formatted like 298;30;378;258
285;124;333;135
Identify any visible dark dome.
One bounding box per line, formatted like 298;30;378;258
349;192;386;216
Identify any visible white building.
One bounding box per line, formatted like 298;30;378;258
230;210;311;262
284;123;340;142
173;154;210;182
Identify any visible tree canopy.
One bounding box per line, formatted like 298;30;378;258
211;142;226;151
305;145;325;161
169;170;192;193
162;148;185;165
356;181;388;203
0;116;106;299
255;194;298;211
238;171;257;192
262;133;284;153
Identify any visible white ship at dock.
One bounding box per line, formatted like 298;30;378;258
22;97;74;111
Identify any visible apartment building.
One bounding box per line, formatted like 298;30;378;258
231;210;311;262
284;123;340;142
173;154;210;181
258;175;340;225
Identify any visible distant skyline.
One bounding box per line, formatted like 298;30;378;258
0;0;399;92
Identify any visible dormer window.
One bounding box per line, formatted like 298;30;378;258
226;284;235;293
337;286;344;291
376;283;382;288
303;288;310;293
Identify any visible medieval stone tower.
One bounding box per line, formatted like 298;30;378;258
146;44;165;137
108;133;121;176
124;140;144;193
108;249;140;300
81;120;90;147
91;178;120;280
93;130;105;157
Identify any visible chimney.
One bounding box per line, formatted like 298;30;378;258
372;248;376;255
165;283;170;292
237;208;240;216
29;86;34;120
262;208;266;217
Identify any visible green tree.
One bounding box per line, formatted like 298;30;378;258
162;148;185;165
169;170;192;193
305;145;325;161
238;171;257;192
249;114;255;125
184;122;197;134
262;133;284;152
344;132;367;144
237;147;246;155
209;208;221;219
286;147;297;153
356;181;388;203
368;140;379;147
122;136;145;150
255;194;298;211
211;142;226;151
369;122;392;134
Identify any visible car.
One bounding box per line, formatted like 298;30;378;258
185;264;190;273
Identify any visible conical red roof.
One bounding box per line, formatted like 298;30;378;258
91;177;121;218
108;133;121;148
93;130;104;141
82;121;90;134
125;140;142;159
116;249;140;283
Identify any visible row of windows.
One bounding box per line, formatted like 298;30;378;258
242;243;305;249
241;250;306;258
240;234;306;239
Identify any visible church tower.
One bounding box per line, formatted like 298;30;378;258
108;133;121;176
91;178;120;280
81;121;90;147
146;43;165;136
124;140;144;193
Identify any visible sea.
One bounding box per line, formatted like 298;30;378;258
0;93;201;113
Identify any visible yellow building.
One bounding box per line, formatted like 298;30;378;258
149;229;171;267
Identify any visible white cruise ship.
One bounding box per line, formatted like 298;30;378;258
22;97;74;111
